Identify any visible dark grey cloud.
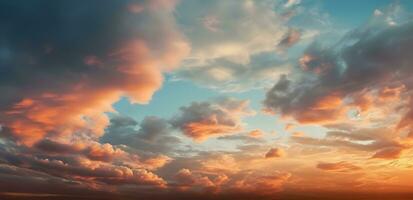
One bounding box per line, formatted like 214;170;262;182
264;9;413;125
101;115;180;155
34;139;80;155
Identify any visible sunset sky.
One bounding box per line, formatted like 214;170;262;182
2;0;413;200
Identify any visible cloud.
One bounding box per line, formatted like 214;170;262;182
265;148;285;158
0;145;168;189
317;161;361;172
2;1;413;198
176;0;290;64
34;139;129;163
171;98;254;141
174;168;227;191
291;127;405;153
165;151;291;194
34;139;84;155
173;0;298;91
230;171;291;194
0;0;189;146
277;28;301;51
101;115;181;154
103;97;256;154
284;0;301;8
371;147;404;159
263;5;413;164
84;143;126;162
248;129;263;138
0;0;188;194
217;130;264;144
264;6;413;127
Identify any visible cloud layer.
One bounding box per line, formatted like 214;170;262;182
2;1;413;199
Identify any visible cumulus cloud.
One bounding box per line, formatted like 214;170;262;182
103;97;255;154
34;139;130;163
174;168;228;192
0;143;168;189
264;5;413;163
101;115;181;154
230;171;291;193
165;151;290;194
0;0;187;193
0;0;189;146
2;1;413;198
173;0;298;91
264;5;413;127
176;0;290;64
171;98;255;141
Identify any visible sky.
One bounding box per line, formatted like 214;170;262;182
1;0;413;200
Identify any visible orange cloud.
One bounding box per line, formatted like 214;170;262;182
284;123;295;131
378;85;405;102
172;98;255;141
0;0;189;194
140;155;173;170
85;143;126;162
3;30;188;147
231;171;291;193
248;129;263;138
294;93;346;124
265;148;285;158
317;161;361;172
183;119;242;142
174;168;228;192
371;147;404;159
